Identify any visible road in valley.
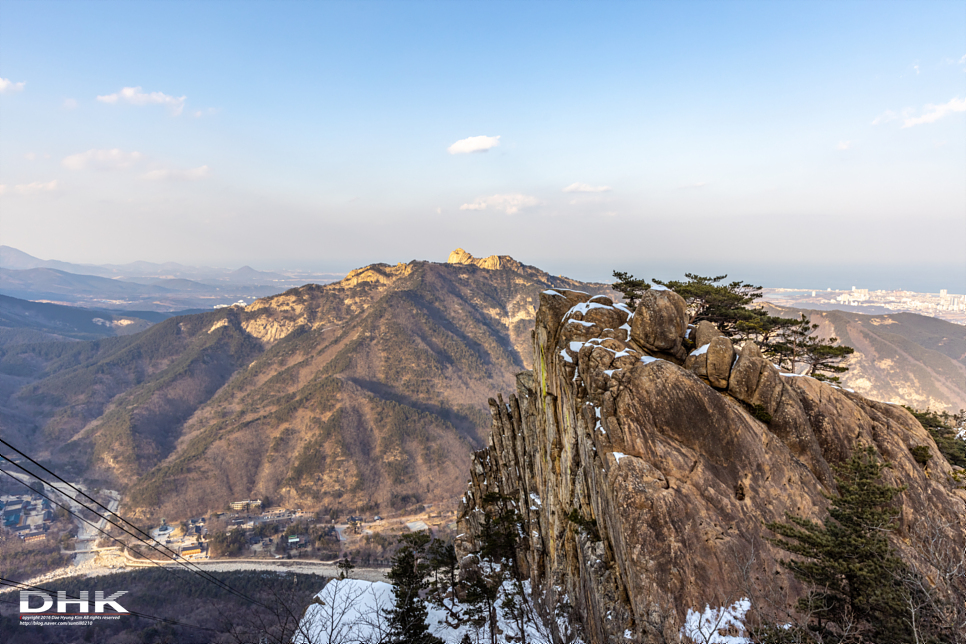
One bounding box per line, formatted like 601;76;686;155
48;483;121;565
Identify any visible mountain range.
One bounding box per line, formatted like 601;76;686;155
0;246;342;311
0;250;612;519
0;249;963;522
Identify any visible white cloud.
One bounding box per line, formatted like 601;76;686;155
901;96;966;127
5;180;59;195
96;86;186;115
913;64;920;75
62;148;143;171
447;135;500;154
0;78;25;93
562;182;612;193
63;98;78;110
836;141;852;150
141;165;210;181
460;193;538;215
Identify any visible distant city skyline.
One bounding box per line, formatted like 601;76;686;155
1;1;964;292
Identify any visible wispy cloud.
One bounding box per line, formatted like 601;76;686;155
448;135;500;154
191;107;220;118
63;98;78;110
0;180;59;196
96;86;186;115
836;141;852;150
871;110;900;125
901;96;966;127
460;193;538;215
0;78;25;93
62;149;143;171
141;165;210;181
562;182;611;193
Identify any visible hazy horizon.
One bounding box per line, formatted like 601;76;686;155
1;1;964;294
1;242;958;295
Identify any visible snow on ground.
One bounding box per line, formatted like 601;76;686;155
296;578;572;644
681;598;752;644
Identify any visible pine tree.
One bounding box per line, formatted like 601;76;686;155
336;555;354;579
426;537;460;620
463;492;529;644
768;314;854;381
765;446;911;643
611;271;650;309
651;273;774;336
385;531;442;644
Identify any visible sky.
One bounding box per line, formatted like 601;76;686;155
1;0;964;291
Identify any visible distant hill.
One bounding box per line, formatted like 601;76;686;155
0;267;175;300
0;250;614;520
0;245;116;276
765;304;966;413
0;294;198;346
0;266;292;312
0;247;343;311
0;245;334;285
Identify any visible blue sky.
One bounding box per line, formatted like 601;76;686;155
1;0;964;290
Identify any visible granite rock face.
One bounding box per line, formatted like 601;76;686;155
457;289;966;644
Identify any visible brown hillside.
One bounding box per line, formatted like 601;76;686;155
0;251;612;519
764;304;966;412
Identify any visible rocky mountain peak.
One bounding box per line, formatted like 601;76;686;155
447;247;523;272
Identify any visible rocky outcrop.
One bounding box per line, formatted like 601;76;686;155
447;247;524;272
457;289;966;643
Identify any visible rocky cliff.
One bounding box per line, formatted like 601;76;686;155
457;288;966;643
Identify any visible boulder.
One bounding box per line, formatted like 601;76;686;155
693;320;724;348
629;289;689;361
727;341;766;402
706;336;735;389
582;305;627;331
684;345;709;378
